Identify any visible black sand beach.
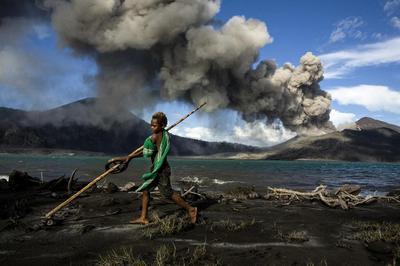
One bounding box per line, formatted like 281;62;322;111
1;178;400;266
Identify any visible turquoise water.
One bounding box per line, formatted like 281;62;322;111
0;154;399;194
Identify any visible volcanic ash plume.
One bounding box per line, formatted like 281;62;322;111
42;0;334;134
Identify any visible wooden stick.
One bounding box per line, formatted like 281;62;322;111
44;103;207;219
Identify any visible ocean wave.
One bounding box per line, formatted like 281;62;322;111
178;176;239;186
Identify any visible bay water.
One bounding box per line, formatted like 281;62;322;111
0;154;399;195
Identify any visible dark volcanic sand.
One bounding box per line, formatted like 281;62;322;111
1;189;399;266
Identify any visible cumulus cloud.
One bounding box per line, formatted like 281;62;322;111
384;0;400;15
329;17;364;43
391;16;400;29
329;109;356;128
320;37;400;78
328;85;400;114
383;1;400;30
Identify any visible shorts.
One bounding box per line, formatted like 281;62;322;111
145;163;173;198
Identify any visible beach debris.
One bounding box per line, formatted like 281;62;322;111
0;179;9;190
119;182;137;192
41;172;87;193
248;191;261;199
42;217;63;226
267;185;400;209
41;175;68;191
334;184;361;195
105;182;119;193
387;188;400;197
181;185;196;197
67;168;78;194
226;186;260;200
8;170;41;190
180;185;205;201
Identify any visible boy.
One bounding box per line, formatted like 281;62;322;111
116;112;197;225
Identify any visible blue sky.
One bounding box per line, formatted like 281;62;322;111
1;0;400;146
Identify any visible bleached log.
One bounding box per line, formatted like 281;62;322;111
266;185;400;210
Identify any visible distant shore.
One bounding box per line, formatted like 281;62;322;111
2;148;400;164
0;147;107;156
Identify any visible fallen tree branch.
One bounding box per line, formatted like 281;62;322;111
267;185;400;210
181;186;195;197
67;168;78;194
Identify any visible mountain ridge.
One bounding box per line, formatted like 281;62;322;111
255;117;400;162
0;98;260;156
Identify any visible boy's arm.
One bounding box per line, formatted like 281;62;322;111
125;134;157;161
127;148;144;160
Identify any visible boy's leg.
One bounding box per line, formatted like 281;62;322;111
158;165;198;224
171;192;198;224
130;191;150;224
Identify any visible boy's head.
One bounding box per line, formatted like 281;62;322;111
151;112;168;133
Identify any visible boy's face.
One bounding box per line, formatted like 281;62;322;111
150;118;163;134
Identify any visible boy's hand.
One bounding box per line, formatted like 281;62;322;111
105;156;130;174
108;156;130;164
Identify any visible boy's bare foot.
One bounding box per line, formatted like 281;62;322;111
189;207;198;224
129;218;149;225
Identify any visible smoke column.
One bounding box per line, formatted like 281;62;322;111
41;0;334;133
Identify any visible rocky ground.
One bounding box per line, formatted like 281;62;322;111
1;172;400;266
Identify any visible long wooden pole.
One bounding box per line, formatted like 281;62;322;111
44;102;206;219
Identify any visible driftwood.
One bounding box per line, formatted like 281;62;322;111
181;186;195;197
267;185;400;210
67;168;78;194
8;170;41;190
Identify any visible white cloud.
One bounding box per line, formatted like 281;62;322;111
384;0;400;15
328;85;400;114
319;37;400;78
170;126;216;141
169;120;296;147
371;32;384;40
329;109;356;128
233;120;296;147
391;16;400;29
329;17;364;43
